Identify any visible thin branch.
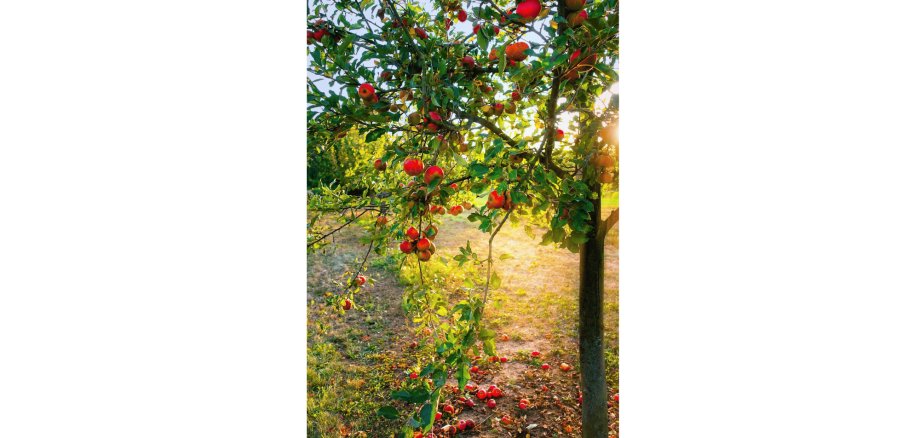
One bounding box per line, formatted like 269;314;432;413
307;209;369;246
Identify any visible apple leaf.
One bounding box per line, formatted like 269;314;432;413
377;406;399;419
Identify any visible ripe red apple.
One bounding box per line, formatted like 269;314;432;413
493;102;504;115
409;371;418;379
560;362;572;371
456;421;466;431
515;0;541;20
531;351;541;358
373;159;386;171
471;365;479;373
465;382;477;392
406;226;420;241
518;398;529;410
461;55;475;68
505;42;529;61
567;9;588;26
423;165;444;184
500;415;512;425
342;298;352;310
417;249;432;261
486;399;496;409
409;341;418;348
463;398;475;407
465;419;475;430
491;388;503;398
449;182;459;190
399;240;414;254
416;237;432;251
403;158;424;176
499;356;508;363
486;190;505;209
541;363;550;370
476;389;487;400
443;404;455;414
426;122;438;133
555;129;564;141
614;393;619;402
565;0;586;9
569;48;582;63
435;411;442;420
458;9;467;22
473;24;481;34
358;83;375;100
511;90;521;101
449;205;462;215
414;27;428;39
356;275;366;286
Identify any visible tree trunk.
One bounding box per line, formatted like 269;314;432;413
579;178;608;437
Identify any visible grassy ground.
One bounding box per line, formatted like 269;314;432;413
308;197;618;437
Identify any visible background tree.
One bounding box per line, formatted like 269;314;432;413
308;0;618;435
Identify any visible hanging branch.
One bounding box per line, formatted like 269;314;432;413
308;209;369;246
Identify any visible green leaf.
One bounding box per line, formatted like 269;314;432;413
377;406;399;419
483;338;496;356
469;162;489;177
489;271;501;289
419;402;435;431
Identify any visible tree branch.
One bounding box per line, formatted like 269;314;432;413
603;208;618;236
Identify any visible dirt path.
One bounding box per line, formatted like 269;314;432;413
308;211;618;437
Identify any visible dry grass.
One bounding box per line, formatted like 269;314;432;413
308;207;618;437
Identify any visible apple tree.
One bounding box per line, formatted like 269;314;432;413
308;0;618;435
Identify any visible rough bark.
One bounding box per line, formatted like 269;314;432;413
579;178;608;437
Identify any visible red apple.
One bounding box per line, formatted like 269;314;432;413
515;0;541;20
567;9;588;27
423;165;444;184
531;351;541;358
356;275;366;286
555;129;564;141
403;158;424;176
416;237;432;251
541;363;550;370
406;226;420;241
373;159;386;171
342;298;352;310
486;399;496;408
486;190;505;209
358;83;375;100
458;9;467;22
476;389;487;400
399;240;414;254
417;249;432;261
511;90;521;101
